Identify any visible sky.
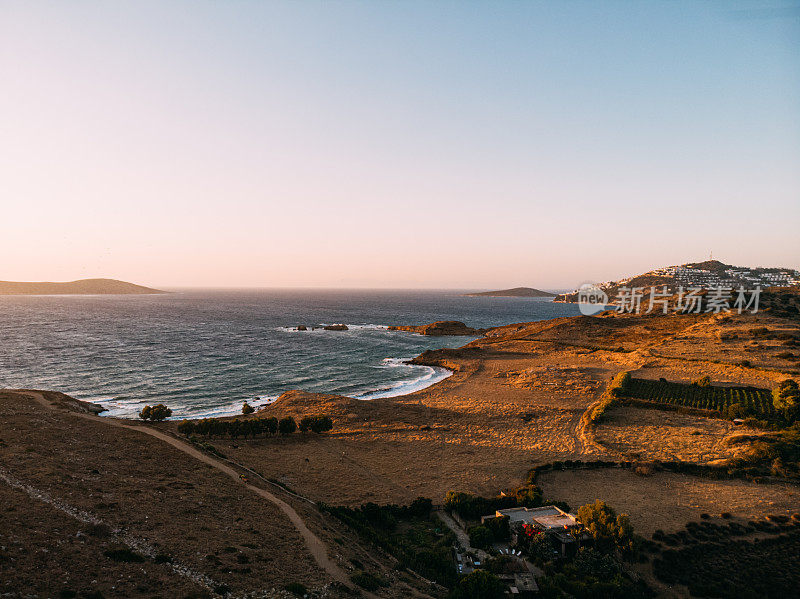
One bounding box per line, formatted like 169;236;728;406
2;1;799;289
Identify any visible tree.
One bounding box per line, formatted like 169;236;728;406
527;530;556;563
299;415;333;433
774;380;800;421
448;570;505;599
177;420;195;435
514;484;543;507
242;402;255;415
443;491;488;520
576;500;634;553
407;497;433;518
278;416;297;435
468;525;493;549
573;547;620;579
484;515;510;541
139;404;172;422
609;371;632;397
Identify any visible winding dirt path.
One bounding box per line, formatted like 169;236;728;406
24;391;357;592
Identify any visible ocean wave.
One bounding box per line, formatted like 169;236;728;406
353;358;451;400
277;324;389;332
93;394;280;420
181;395;280;419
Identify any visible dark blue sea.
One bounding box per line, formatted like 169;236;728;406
0;290;579;418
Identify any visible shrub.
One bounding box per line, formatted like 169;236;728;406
278;416;297;435
138;404;172;421
693;375;712;387
104;547;145;563
241;402;255;415
609;371;632;397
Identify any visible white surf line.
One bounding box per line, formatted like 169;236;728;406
0;465;220;595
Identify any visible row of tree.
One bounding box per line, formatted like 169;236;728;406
176;414;332;438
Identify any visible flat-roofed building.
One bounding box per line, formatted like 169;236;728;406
482;505;587;556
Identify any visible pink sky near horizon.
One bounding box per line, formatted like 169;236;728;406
2;2;799;289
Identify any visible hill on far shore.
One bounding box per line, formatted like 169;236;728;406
0;278;167;295
465;287;556;298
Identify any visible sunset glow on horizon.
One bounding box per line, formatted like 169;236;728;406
2;1;799;289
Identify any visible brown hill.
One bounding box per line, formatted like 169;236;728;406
0;278;166;295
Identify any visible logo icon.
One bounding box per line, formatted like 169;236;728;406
576;283;608;316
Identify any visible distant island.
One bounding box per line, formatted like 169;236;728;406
465;287;556;298
0;278;167;295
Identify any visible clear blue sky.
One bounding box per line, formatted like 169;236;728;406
2;1;798;288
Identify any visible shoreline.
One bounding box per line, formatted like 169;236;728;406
89;338;467;420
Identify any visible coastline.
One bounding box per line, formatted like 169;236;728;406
90;324;475;420
94;360;456;420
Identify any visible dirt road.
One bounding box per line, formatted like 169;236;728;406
24;391;357;591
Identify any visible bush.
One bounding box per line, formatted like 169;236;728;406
138;404;172;421
278;416;297;435
693;376;712;387
609;371;632;397
104;547;145;563
241;402;255;415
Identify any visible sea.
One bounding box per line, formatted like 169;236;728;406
0;289;580;419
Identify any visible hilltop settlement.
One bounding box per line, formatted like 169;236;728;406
554;260;800;304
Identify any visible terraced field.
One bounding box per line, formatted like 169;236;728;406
624;378;775;418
